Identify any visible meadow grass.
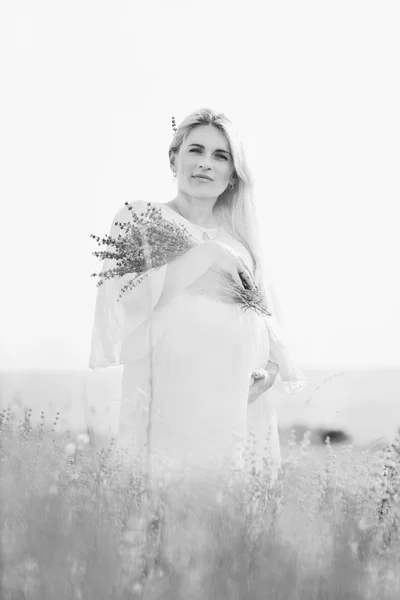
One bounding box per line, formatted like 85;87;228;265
1;406;400;600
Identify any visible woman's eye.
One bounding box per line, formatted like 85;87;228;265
190;149;227;160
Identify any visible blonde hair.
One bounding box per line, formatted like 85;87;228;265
168;107;269;301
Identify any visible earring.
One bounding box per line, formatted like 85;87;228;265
229;182;235;190
173;171;177;177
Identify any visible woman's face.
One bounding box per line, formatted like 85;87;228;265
173;125;236;199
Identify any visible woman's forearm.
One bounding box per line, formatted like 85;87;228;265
118;243;215;316
155;243;214;309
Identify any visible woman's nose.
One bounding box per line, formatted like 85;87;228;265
197;159;212;169
197;153;213;167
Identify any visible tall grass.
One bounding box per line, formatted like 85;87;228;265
1;406;400;599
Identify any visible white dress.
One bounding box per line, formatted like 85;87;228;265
89;200;307;487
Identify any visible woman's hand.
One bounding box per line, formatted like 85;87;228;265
248;361;280;404
208;241;256;291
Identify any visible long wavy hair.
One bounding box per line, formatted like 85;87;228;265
168;107;270;303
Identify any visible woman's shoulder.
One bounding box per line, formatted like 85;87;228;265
113;200;156;220
111;201;177;234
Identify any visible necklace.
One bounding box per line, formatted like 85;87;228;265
168;201;221;241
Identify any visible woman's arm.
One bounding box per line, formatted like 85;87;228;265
155;238;255;309
155;243;215;309
119;233;255;316
119;242;215;315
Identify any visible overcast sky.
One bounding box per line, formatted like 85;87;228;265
1;0;399;371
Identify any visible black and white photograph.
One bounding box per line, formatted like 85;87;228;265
1;1;399;598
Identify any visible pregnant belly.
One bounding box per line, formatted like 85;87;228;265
159;293;269;369
121;290;269;370
167;293;243;335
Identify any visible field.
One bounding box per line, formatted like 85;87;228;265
1;407;400;600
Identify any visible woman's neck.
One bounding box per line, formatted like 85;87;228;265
168;196;220;228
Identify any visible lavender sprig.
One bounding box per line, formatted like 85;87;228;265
90;203;197;300
210;271;272;317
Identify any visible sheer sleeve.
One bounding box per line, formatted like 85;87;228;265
264;281;308;395
88;201;168;371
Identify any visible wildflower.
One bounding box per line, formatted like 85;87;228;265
22;557;39;573
349;541;359;557
357;516;371;531
65;442;76;456
132;583;143;595
216;490;224;505
76;433;90;449
70;558;86;576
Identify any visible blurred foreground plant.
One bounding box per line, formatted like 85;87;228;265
1;408;400;599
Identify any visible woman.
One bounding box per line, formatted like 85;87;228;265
89;108;307;486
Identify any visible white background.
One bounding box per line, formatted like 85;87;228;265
1;0;399;371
